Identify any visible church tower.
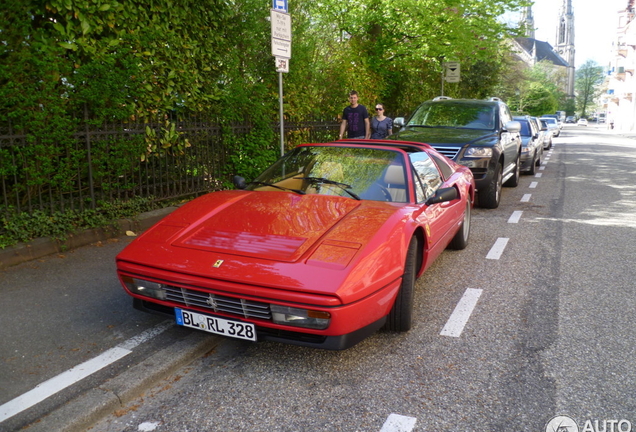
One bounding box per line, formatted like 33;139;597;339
555;0;576;97
520;6;535;39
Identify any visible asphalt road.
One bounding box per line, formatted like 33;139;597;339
3;124;636;432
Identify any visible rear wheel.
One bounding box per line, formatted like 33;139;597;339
385;237;419;332
448;198;471;250
478;163;502;209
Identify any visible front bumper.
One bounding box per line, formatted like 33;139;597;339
118;263;403;350
134;298;387;349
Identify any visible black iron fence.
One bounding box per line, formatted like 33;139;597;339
0;117;341;219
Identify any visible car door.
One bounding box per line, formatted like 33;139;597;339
499;104;520;173
409;152;455;270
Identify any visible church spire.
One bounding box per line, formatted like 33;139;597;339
521;6;535;39
555;0;576;97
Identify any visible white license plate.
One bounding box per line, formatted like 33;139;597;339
175;308;257;341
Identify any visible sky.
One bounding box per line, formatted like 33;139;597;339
518;0;627;68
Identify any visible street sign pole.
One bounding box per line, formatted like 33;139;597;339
271;5;291;156
279;72;284;156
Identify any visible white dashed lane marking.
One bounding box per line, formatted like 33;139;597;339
380;414;417;431
440;288;483;338
529;182;538;189
521;194;532;202
486;237;509;260
508;211;523;224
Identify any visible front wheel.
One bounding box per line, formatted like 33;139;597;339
528;150;538;175
478;163;502;209
504;153;520;187
448;198;471;250
385;237;419;332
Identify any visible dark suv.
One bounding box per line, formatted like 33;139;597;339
392;97;521;208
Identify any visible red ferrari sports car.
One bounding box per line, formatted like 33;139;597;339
116;139;475;349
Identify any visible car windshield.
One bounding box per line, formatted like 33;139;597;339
518;121;531;136
406;102;496;130
247;146;409;202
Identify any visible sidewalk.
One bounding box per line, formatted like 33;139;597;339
0;204;225;432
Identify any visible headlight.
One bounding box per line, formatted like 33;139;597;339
464;147;493;158
270;305;331;330
121;276;167;300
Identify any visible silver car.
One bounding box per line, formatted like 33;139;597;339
538;118;553;149
540;117;560;137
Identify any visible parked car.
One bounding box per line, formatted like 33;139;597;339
540;117;561;137
391;97;521;209
565;116;576;124
542;114;563;129
513;116;543;175
577;118;588;126
116;140;475;350
539;119;553;150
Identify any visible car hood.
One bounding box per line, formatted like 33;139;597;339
167;191;363;262
393;127;496;146
118;191;407;298
520;136;533;146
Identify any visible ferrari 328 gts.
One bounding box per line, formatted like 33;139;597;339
116;139;475;350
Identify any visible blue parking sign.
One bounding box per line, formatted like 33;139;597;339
273;0;287;12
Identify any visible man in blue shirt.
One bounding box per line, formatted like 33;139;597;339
338;91;370;139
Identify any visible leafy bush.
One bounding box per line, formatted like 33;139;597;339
0;197;161;249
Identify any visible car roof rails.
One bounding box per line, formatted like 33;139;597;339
432;96;453;101
487;97;502;102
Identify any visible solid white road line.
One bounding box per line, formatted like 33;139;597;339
0;320;173;423
380;414;417;432
486;237;509;260
440;288;483;338
529;182;538;189
508;211;523;224
521;194;532;202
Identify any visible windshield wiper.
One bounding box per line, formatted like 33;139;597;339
249;181;305;195
294;177;361;200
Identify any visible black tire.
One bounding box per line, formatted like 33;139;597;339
478;163;502;209
385;237;419;332
528;150;537;175
504;153;520;187
448;198;471;250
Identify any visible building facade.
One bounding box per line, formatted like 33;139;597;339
605;1;636;131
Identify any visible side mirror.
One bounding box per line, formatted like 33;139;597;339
426;187;458;205
233;176;247;190
504;120;521;133
393;117;405;128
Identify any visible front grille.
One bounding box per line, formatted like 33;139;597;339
163;286;272;320
431;145;462;160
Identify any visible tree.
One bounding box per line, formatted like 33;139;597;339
575;60;605;118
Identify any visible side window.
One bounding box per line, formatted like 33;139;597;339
500;104;512;124
410;152;442;203
429;154;453;180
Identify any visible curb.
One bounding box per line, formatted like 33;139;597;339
0;207;178;270
24;331;221;432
